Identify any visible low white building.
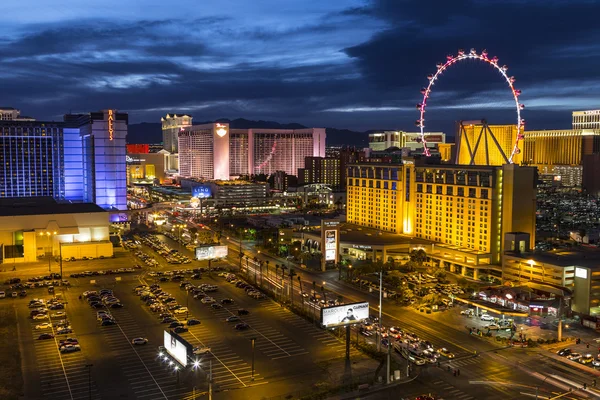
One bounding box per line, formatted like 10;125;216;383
0;197;113;264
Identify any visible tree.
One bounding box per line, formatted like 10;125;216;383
410;249;427;265
289;268;297;307
197;230;213;244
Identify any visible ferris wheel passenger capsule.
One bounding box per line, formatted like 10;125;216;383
501;65;509;72
457;49;465;56
427;74;434;80
514;89;522;96
446;54;453;60
415;119;423;126
420;87;428;95
517;134;525;140
520;119;526;125
481;49;488;57
519;103;525;110
416;103;423;110
514;148;521;155
436;62;444;69
491;56;499;64
509;76;516;83
470;48;477;55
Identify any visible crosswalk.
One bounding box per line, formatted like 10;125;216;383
431;380;475;399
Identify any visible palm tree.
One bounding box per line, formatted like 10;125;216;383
281;265;288;301
289;268;297;307
265;260;270;281
253;257;259;285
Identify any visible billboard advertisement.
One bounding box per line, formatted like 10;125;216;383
196;245;228;260
192;185;212;199
324;230;337;261
321;302;369;328
163;330;189;366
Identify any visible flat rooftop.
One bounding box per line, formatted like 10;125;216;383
507;247;600;269
0;197;106;217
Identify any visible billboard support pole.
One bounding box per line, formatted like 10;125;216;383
377;269;383;352
386;340;391;384
345;325;351;361
208;360;212;400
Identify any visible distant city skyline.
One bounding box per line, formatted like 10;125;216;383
2;0;600;134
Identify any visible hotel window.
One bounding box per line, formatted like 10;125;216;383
469;188;476;198
436;186;443;194
417;184;423;193
446;187;453;195
457;187;464;196
481;189;488;199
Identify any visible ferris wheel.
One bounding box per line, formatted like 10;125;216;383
416;48;525;164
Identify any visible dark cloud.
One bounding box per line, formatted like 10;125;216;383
1;1;599;133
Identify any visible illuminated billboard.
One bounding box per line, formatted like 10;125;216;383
163;330;189;366
192;185;212;199
321;302;369;328
324;230;337;261
575;267;588;279
196;245;228;260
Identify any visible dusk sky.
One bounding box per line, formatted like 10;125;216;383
2;0;600;134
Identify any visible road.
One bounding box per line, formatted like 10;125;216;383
217;235;598;399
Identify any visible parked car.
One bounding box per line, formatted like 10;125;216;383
192;346;211;355
131;337;148;345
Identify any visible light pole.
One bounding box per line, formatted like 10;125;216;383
173;224;186;250
377;268;383;352
250;338;256;381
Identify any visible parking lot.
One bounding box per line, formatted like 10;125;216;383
4;233;381;399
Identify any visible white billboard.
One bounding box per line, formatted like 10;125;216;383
321;302;369;327
163;330;188;366
575;267;588;279
324;230;337;261
196;245;228;260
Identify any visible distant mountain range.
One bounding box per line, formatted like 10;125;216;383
127;118;454;147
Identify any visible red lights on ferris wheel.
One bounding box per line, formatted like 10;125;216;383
417;48;525;164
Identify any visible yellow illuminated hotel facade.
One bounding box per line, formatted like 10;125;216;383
346;161;537;266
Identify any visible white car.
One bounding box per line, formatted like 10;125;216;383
193;346;211;355
174;307;189;314
33;313;49;320
35;322;52;330
201;297;215;304
131;337;148;345
480;314;495;321
60;344;81;353
51;311;66;318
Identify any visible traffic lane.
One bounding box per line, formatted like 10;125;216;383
290;275;484;358
486;349;595;398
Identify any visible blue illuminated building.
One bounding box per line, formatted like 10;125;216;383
0;108;127;212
